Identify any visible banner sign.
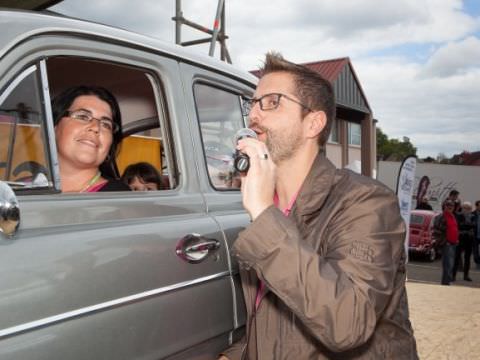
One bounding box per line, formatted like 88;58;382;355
395;155;417;262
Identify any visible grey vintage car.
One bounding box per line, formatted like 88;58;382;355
0;8;255;359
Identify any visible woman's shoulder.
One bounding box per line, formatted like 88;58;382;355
98;179;131;192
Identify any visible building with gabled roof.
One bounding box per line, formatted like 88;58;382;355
252;57;376;177
451;151;480;166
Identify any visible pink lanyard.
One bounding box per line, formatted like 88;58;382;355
255;191;299;309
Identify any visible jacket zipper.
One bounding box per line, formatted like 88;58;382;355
241;311;256;360
241;271;258;360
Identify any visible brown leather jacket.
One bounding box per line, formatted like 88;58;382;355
223;153;418;359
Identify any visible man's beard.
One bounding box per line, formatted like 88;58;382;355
264;126;303;163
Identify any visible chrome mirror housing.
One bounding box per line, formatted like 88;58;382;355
0;181;20;237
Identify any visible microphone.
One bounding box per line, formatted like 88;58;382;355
233;128;257;173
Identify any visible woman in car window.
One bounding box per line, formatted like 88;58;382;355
52;85;130;192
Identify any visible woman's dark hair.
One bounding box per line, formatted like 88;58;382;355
416;175;430;205
121;162;162;190
51;85;123;177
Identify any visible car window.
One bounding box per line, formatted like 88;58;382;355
0;56;176;193
410;214;425;225
0;64;53;191
194;83;244;190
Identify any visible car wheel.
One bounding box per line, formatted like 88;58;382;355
427;248;436;262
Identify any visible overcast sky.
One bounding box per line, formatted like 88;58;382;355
51;0;480;158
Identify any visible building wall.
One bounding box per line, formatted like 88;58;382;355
326;119;373;176
348;146;361;166
326;143;342;168
377;161;480;211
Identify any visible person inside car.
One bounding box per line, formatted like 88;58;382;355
52;85;130;192
121;162;162;191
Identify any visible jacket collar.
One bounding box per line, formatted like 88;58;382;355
293;151;337;216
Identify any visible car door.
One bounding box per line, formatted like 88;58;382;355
0;25;234;359
179;62;257;343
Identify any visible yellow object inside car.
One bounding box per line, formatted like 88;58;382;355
1;122;161;182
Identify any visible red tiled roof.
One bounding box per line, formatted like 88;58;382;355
300;58;349;83
250;57;349;84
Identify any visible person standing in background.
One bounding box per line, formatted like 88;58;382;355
471;200;480;268
434;200;459;285
453;202;474;281
442;189;461;213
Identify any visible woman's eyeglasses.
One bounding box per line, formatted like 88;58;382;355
64;109;119;134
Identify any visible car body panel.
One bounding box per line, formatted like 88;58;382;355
0;8;255;359
409;209;441;260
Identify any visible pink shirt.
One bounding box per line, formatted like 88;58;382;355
255;191;299;309
87;181;108;192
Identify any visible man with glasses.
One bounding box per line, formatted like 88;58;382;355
220;52;418;359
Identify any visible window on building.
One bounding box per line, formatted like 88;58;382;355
348;122;361;146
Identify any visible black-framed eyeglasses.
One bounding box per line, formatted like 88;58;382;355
64;109;119;134
241;93;312;116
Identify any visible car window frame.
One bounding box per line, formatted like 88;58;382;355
192;80;249;192
0;59;59;194
0;51;178;195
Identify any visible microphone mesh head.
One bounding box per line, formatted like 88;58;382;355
235;128;257;142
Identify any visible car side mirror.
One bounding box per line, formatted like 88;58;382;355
0;181;20;237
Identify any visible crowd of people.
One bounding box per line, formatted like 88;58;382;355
432;190;480;285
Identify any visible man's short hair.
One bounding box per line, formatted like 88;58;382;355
259;52;336;150
475;200;480;207
449;189;459;196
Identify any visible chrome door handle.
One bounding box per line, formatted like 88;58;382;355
176;233;220;263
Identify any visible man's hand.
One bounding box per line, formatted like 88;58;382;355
236;137;275;220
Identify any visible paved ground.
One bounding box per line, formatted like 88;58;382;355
407;256;480;288
407;262;480;359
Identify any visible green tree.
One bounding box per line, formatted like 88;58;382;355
376;127;417;161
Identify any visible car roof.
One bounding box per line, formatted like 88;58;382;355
411;209;439;217
0;8;257;86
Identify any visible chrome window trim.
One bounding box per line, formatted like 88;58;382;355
0;271;230;339
146;72;177;189
39;59;61;191
0;65;37;106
